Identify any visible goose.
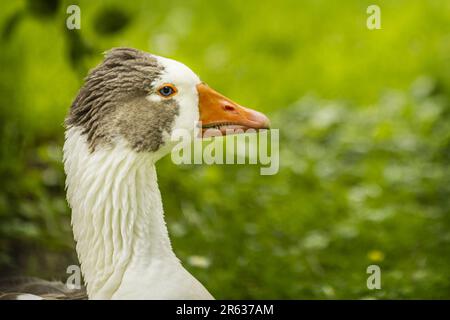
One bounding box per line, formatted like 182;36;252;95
0;47;270;300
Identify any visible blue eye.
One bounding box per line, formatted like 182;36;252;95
158;85;176;97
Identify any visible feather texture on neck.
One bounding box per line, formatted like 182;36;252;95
63;127;182;299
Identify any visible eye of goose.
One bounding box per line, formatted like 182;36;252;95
157;84;177;98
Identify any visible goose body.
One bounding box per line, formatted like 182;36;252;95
1;48;269;300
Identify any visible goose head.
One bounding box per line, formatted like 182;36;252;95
66;47;270;159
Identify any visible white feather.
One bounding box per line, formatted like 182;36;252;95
63;127;213;299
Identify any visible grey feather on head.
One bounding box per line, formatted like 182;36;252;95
66;47;180;153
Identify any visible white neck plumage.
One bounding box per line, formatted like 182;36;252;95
63;127;213;299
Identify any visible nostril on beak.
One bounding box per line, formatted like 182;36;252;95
223;105;236;112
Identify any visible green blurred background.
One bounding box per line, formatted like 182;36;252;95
0;0;449;299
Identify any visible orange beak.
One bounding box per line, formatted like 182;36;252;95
197;83;270;137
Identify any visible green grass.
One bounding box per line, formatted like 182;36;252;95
0;0;449;298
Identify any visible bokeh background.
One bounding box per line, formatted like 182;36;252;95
1;0;449;299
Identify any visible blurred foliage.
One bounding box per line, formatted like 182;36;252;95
0;0;449;298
